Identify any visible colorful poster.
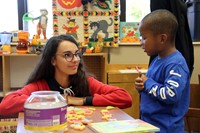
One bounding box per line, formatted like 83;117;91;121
120;22;140;44
52;0;120;47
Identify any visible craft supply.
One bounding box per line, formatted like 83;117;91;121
88;119;160;133
106;106;115;110
66;106;94;130
70;123;85;130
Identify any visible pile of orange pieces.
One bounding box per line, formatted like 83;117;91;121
66;106;115;131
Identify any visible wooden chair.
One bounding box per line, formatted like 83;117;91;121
184;83;200;133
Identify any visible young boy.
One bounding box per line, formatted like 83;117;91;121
135;9;190;133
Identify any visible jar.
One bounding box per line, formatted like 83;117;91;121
22;12;34;32
16;40;30;54
0;31;12;54
18;31;29;42
24;91;67;133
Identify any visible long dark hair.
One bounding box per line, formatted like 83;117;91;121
26;34;91;96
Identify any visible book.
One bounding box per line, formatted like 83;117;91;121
88;119;160;133
119;22;140;44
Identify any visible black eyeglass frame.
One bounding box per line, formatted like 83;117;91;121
56;51;82;62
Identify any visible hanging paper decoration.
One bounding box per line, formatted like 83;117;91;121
52;0;120;47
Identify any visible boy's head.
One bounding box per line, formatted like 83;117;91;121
139;9;178;57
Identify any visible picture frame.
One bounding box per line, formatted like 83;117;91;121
119;22;140;45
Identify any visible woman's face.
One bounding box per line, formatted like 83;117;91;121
52;40;81;77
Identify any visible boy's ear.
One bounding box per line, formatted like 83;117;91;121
160;33;167;44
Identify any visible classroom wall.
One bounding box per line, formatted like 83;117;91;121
10;44;200;87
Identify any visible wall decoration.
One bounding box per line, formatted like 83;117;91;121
119;22;140;45
52;0;120;48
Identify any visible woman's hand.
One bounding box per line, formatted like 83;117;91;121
67;96;85;106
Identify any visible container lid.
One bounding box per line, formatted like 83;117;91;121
0;31;12;34
22;12;34;21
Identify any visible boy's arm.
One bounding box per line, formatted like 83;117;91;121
143;64;190;104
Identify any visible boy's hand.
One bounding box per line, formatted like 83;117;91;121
135;77;144;91
135;66;148;91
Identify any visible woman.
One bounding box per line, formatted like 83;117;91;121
0;34;132;116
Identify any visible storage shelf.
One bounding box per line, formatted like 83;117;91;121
0;53;39;56
119;42;200;46
0;52;106;57
0;42;46;46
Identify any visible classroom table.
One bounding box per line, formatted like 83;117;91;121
17;106;158;133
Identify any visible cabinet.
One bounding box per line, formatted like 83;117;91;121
0;53;107;97
107;64;148;119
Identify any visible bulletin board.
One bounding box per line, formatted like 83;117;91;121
52;0;120;47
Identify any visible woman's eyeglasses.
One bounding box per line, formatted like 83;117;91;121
56;51;82;62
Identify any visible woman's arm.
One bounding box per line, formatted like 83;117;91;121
88;77;132;109
0;80;49;116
